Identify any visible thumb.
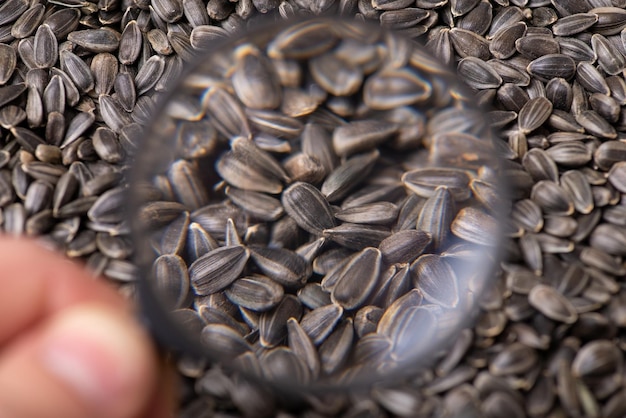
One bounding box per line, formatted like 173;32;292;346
0;303;158;418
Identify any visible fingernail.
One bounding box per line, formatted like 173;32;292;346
40;305;150;410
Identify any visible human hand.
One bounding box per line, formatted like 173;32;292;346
0;237;175;418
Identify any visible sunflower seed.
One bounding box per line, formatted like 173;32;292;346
529;284;578;324
259;295;302;347
282;181;335;235
189;245;250;295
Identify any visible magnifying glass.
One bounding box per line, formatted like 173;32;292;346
128;16;509;392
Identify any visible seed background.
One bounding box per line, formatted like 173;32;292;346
1;0;626;416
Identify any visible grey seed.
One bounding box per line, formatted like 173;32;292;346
60;50;94;94
0;105;24;129
167;159;209;210
515;36;560;60
10;4;43;39
25;209;54;236
528;284;578;324
67;28;121;53
23;161;66;184
24;180;52;215
451;206;500;246
331;247;381;310
62;112;95;149
379;230;431;265
268;20;337;59
576;62;610;95
377;288;423;337
417;186;453;249
43;8;79;40
297;283;332;310
557;36;597;63
483;392;526;418
190;25;228;49
581;246;625;275
35;144;62;165
607;160;626;193
319;318;354;375
231;44;281;110
99;95;132;133
166;29;195;62
282;182;335;235
335;202;398;225
323;223;391;251
572;340;622;378
602;205;626;226
594;140;626;170
183;0;210;27
534;232;574;253
488;6;524;38
549;110;584;133
402;167;472;201
458;57;502;89
321;150;379;203
66;230;97;258
354;305;384;338
0;83;26;108
33;24;57;69
527;54;576;82
42;74;65;115
246;109;303;140
488;59;531;86
553;13;598;36
379;8;429;29
531;180;575;215
118;21;141;66
287;317;320;377
187;222;218;260
589;93;620;123
146;30;171;57
283;152;326;184
90;53;118;96
546;142;592;167
198;305;249;336
87;186;126;224
225;187;283;222
0;44;16;85
189;245;249;295
390;305;437;361
590;6;626;35
201;324;252;360
543;216;578;238
11;126;45;153
249;246;311;289
590;223;626;256
55;195;98;219
576;110;617;139
593;33;626;76
133;55;165;97
225;274;284;312
48;68;79;108
368;66;428;106
154;254;190;309
159;212;189;256
449;28;490;60
332;120;397;158
545;78;574;111
518;97;553;134
411;254;459;308
457;0;492;35
302;123;338;174
202;87;251;140
3;203;25;235
300;303;343;345
92;127;124;164
259;295;303;347
0;0;28;26
497;84;529;113
522;148;559;182
260;346;310;384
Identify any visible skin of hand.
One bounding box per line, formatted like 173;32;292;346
0;236;175;418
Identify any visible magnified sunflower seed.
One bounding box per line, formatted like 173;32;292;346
189;245;250;295
528;284;578;324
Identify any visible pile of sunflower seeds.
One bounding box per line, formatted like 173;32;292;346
139;17;502;388
0;0;625;417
